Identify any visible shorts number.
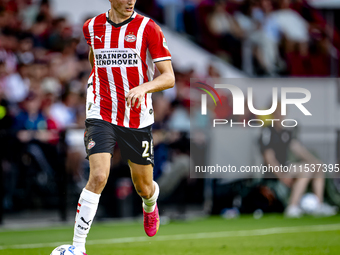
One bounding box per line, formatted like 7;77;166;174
142;141;150;158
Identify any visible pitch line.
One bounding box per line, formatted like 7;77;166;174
1;223;340;250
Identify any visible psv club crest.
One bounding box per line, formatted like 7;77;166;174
88;139;96;150
125;33;137;42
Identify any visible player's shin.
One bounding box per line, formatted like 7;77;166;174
73;188;101;253
142;181;159;213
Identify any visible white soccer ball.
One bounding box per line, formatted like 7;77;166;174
300;193;319;214
50;245;85;255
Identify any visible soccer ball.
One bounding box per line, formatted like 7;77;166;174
300;193;319;214
50;245;86;255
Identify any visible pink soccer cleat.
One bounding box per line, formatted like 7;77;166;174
143;204;160;237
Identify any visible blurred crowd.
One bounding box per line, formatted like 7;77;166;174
138;0;340;76
0;0;90;211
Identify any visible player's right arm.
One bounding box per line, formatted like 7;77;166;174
126;60;174;108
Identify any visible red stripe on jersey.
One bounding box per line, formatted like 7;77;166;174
78;203;81;207
92;14;106;50
110;26;120;49
98;68;113;122
112;67;125;126
127;67;141;128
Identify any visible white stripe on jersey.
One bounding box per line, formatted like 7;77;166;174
107;67;117;125
87;17;102;120
104;22;111;49
135;17;150;122
153;56;172;62
104;23;118;125
118;24;130;127
121;66;129;127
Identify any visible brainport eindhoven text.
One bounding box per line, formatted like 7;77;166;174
212;118;298;128
95;53;138;66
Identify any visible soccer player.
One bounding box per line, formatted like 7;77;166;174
72;0;175;253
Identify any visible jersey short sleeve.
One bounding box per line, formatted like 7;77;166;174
145;20;171;63
83;19;92;47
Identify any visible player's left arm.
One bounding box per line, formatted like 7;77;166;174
126;60;175;108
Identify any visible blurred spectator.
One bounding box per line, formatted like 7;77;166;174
208;0;243;67
17;34;35;65
259;104;337;217
4;63;30;103
273;0;309;48
49;90;79;129
156;0;185;32
13;92;57;142
251;0;282;74
0;62;12;131
0;30;18;74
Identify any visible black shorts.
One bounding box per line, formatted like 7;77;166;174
84;119;154;166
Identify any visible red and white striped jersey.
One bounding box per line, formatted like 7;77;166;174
83;11;171;129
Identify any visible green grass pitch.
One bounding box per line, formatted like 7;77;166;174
1;214;340;255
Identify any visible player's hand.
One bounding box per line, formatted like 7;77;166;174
126;86;147;108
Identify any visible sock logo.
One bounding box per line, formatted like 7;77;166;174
77;224;88;231
81;217;92;226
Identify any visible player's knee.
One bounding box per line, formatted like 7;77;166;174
135;183;153;199
94;173;108;185
90;172;108;187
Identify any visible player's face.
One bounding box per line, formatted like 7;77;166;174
109;0;136;18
